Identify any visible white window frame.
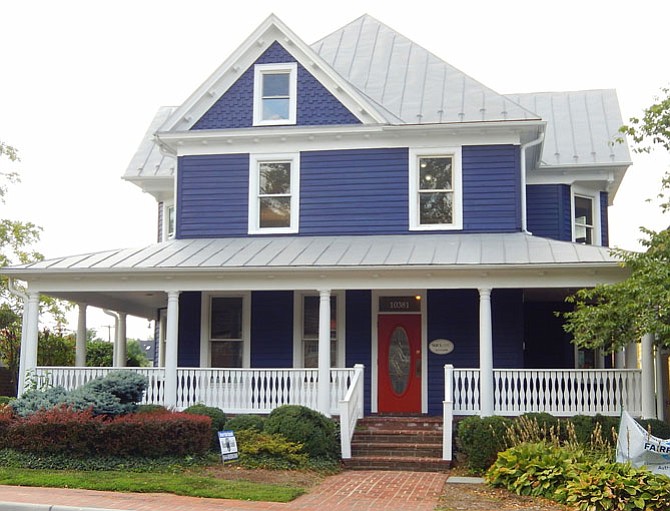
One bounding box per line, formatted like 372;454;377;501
253;63;297;126
162;201;175;241
248;152;300;234
200;292;251;368
293;292;345;368
571;188;601;246
409;147;463;230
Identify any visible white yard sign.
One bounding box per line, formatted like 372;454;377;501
218;430;239;462
617;411;670;475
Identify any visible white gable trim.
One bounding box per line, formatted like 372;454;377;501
161;14;388;133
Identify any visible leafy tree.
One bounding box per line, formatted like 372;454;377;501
37;328;75;366
564;87;670;351
85;338;149;367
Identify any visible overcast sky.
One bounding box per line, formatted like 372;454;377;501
1;0;668;338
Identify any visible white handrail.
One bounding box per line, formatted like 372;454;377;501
339;364;365;459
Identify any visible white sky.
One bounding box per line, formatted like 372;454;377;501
1;0;669;339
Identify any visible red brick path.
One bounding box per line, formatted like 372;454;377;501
0;470;447;510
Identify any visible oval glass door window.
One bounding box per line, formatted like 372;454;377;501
388;326;411;395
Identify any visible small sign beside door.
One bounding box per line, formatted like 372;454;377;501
429;339;454;355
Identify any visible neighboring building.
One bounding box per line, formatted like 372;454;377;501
4;15;647;460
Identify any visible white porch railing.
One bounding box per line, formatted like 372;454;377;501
453;368;643;417
339;364;365;459
33;366;358;416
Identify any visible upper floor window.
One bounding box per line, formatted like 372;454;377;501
249;153;300;234
573;195;595;244
163;202;175;241
409;147;462;230
253;63;297;126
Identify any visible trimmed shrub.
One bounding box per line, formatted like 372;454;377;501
637;418;670;439
235;429;308;469
6;406;103;455
84;371;147;406
183;404;227;450
264;405;338;460
135;404;169;414
102;412;211;457
0;407;14;447
225;414;265;432
457;415;512;473
0;397;13;405
5;408;210;458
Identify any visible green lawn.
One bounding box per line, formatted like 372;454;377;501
0;467;305;502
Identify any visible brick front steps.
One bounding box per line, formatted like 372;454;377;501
342;415;450;472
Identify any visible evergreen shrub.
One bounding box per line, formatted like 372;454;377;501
183;404;227;450
457;415;512;473
264;405;338;460
225;414;265;432
235;429;307;469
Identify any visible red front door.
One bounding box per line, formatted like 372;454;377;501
378;314;422;413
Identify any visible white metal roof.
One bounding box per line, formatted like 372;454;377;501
6;233;620;274
505;89;631;167
311;15;540;125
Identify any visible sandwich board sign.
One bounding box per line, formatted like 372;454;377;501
218;430;239;462
617;411;670;476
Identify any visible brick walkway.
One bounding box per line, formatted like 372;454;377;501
0;470;447;511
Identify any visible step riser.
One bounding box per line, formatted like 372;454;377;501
353;447;442;457
346;416;447;471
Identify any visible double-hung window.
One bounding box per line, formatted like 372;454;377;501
249;153;299;234
294;293;344;368
573;195;595;245
201;294;250;368
253;63;297;126
409;147;462;230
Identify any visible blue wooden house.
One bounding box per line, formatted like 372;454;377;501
5;15;644;464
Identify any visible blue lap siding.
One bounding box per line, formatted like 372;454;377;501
600;191;609;246
345;290;373;414
177;291;202;367
526;184;572;241
250;291;294;368
177;144;522;239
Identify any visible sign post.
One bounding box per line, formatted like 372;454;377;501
218;430;239;463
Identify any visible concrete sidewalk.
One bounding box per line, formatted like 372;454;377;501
0;470;448;511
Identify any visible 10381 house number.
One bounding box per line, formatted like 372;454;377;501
379;296;421;312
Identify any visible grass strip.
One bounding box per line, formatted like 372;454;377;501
0;468;304;502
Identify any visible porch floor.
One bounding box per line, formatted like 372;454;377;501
0;470;447;510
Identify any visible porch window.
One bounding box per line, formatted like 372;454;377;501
573;195;594;244
253;63;297;126
295;294;344;368
409;147;462;230
209;297;244;368
248;153;300;234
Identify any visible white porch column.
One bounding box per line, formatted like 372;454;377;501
18;292;39;395
614;349;626;369
641;333;656;418
317;289;331;417
655;348;666;422
164;291;180;409
478;288;494;417
626;342;639;369
117;312;127;367
75;303;87;367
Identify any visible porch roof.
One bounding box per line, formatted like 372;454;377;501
6;233;621;274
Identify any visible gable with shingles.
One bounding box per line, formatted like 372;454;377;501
192;42;362;130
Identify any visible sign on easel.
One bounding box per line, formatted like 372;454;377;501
218;430;239;462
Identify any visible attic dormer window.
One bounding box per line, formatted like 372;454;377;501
253;63;297;126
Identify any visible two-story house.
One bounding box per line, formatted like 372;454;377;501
5;15;643;462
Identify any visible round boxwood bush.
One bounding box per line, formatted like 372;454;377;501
264;405;338;460
225;414;265;432
183;404;227;450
